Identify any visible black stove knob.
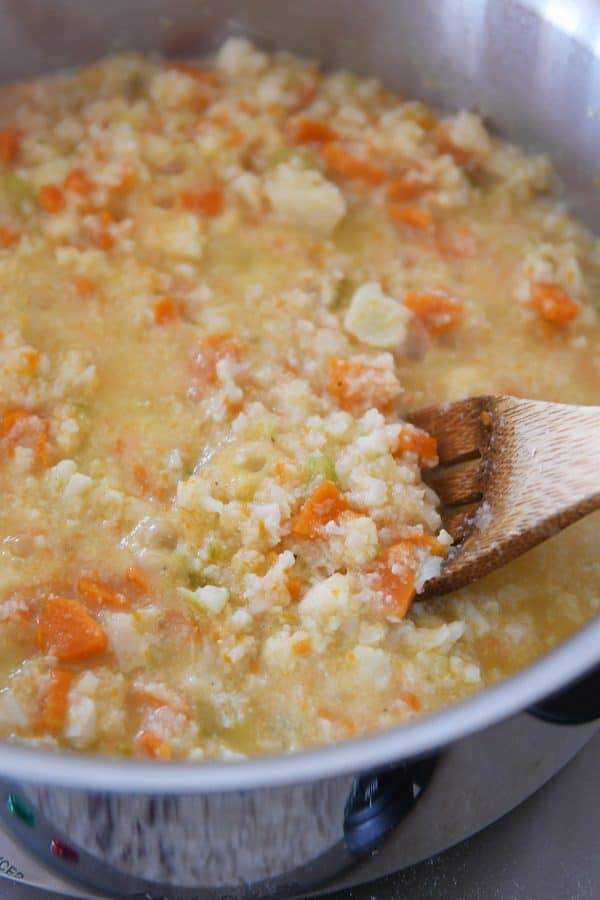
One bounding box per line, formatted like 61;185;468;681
529;663;600;725
343;755;436;855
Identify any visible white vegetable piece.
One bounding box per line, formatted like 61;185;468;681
265;163;346;235
343;282;410;348
178;584;230;615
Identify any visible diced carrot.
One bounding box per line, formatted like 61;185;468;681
0;128;23;165
0;225;20;247
292;480;349;539
2;407;30;436
40;669;73;732
322;142;386;184
400;690;421;711
386;176;431;203
133;464;152;494
291;117;336;144
137;730;173;760
180;184;223;217
154;296;186;325
109;164;136;195
95;230;114;251
480;410;492;427
2;408;49;467
318;707;356;735
387;204;433;230
37;596;108;661
401;532;445;556
404;289;463;335
73;276;96;297
64;168;93;195
98;209;114;227
168;62;220;86
78;576;128;609
367;543;416;619
287;576;302;601
391;423;438;467
194;331;242;384
38;184;65;214
328;358;400;413
226;129;244;147
126;567;149;593
33;433;48;467
17;348;39;376
292;637;312;654
531;281;579;324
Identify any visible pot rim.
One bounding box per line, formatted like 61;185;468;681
1;614;598;792
0;0;599;795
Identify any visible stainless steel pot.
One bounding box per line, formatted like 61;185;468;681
1;2;600;897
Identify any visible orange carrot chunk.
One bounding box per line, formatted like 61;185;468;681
386;176;431;203
287;575;302;601
38;184;65;214
126;566;150;593
387;204;433;230
138;730;173;760
531;281;579;324
73;276;97;297
328;358;399;413
37;597;108;661
154;296;186;325
391;423;438;467
404;289;463;335
322;142;386;184
368;543;416;619
400;690;421;711
2;407;30;436
0;225;20;247
194;331;242;383
0;128;23;165
78;576;128;609
293;480;349;539
95;230;114;251
40;669;74;732
180;184;224;216
291;117;336;144
167;63;220;86
64;168;93;195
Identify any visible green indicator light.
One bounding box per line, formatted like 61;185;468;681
7;793;34;827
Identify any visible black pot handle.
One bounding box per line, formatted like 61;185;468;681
528;663;600;725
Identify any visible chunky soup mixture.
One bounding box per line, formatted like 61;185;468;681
0;39;599;760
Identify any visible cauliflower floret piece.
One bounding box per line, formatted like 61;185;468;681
348;645;392;689
178;584;230;615
324;515;379;566
300;573;360;634
265;163;346;235
445;111;493;161
101;612;148;671
262;629;310;671
217;37;268;76
140;210;205;260
343;282;410;349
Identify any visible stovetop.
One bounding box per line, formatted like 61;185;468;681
0;732;598;900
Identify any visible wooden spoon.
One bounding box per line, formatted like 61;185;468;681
408;395;600;597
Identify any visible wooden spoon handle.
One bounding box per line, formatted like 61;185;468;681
422;397;600;596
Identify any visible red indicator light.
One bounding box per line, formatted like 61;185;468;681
50;838;79;863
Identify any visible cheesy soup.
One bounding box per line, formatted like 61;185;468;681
0;39;599;760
